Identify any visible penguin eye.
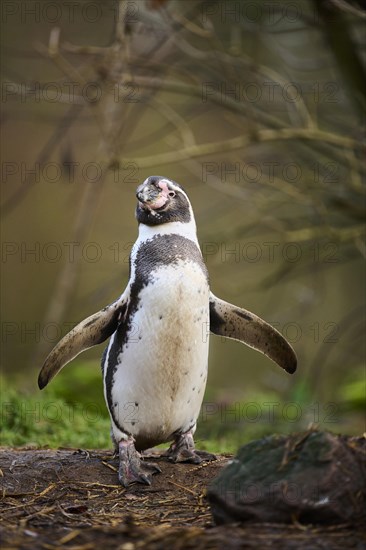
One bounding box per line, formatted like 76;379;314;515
168;191;176;198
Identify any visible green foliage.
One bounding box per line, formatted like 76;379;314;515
46;359;107;411
339;378;365;411
0;376;111;448
1;366;363;451
0;374;274;452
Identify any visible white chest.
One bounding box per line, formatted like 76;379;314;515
105;259;210;448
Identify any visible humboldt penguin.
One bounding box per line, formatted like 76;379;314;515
38;176;297;487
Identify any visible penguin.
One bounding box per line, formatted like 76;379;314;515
38;176;297;487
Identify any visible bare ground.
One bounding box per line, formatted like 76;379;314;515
0;447;365;549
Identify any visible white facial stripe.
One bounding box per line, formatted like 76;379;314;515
161;179;188;199
159;179;196;226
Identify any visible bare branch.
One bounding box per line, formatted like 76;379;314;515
120;127;363;169
328;0;366;18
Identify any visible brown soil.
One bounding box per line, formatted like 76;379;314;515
1;447;365;549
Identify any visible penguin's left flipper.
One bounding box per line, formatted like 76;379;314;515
209;293;297;374
38;294;128;389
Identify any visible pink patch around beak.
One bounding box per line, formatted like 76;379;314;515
148;195;169;209
147;180;171;210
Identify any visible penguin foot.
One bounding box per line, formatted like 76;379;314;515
164;431;217;464
193;450;217;462
118;439;161;487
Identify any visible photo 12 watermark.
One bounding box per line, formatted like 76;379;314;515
1;239;340;265
1;318;340;346
1;1;140;24
200;2;338;25
201;160;340;185
1;161;140;185
201;80;340;105
1;81;142;105
1;399;339;430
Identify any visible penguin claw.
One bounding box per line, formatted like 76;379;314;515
119;462;161;487
167;449;202;464
194;450;217;462
166;448;216;464
118;439;161;487
164;430;217;464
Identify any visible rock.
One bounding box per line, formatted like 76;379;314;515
207;430;366;524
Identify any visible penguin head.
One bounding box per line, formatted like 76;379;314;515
136;176;192;226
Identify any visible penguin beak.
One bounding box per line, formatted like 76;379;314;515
136;181;170;210
136;183;160;205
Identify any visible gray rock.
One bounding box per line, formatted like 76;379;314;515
207;430;366;524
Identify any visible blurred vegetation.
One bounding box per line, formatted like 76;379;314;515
1;0;365;448
1;362;364;449
0;374;111;448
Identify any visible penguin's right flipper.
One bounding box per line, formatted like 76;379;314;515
38;294;128;389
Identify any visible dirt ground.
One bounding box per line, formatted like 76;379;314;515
1;447;365;549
